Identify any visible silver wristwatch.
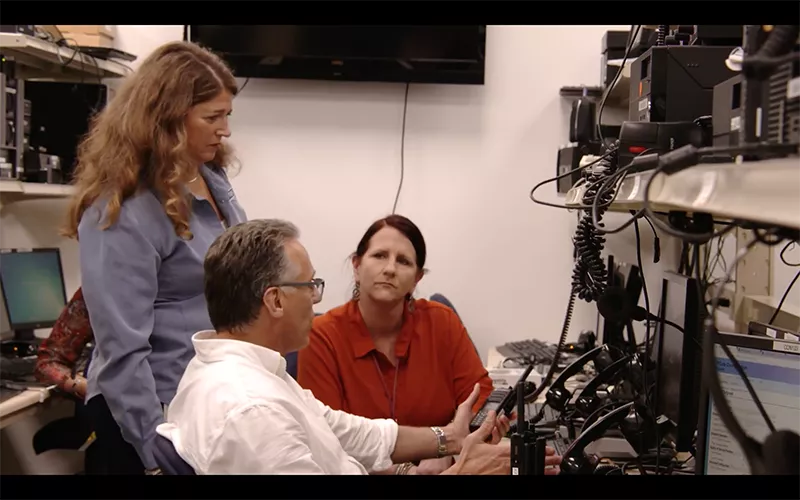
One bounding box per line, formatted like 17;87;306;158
431;426;448;457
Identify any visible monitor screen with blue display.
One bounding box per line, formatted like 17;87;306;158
698;332;800;475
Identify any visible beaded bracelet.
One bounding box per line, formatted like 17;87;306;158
395;462;414;475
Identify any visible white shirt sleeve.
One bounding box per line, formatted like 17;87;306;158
304;390;399;472
205;404;326;475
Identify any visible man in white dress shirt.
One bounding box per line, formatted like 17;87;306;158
156;219;513;475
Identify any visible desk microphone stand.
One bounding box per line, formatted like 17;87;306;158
510;372;547;475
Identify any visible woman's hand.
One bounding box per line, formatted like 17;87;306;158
70;376;87;400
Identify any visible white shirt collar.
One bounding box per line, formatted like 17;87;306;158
191;330;287;378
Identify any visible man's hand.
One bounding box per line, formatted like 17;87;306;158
442;411;510;475
542;446;563;475
411;456;455;475
445;383;511;453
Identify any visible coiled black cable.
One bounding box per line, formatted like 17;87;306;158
522;148;623;424
523;148;621;424
572;149;619;303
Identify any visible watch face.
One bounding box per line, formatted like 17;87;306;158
432;426;448;456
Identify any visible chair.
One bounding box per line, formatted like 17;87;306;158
429;293;460;320
285;313;322;380
153;434;195;475
429;293;480;357
285;351;299;380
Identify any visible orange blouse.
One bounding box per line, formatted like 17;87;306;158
298;299;493;427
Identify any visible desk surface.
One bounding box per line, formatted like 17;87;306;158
0;385;54;430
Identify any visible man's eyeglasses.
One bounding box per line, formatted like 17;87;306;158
274;278;325;304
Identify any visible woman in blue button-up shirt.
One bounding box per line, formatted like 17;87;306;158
63;41;247;474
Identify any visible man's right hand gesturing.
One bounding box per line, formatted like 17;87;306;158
441;410;511;475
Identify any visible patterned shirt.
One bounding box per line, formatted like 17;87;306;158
34;288;94;392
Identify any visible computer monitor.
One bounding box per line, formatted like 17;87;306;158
597;255;643;354
696;332;800;475
0;248;67;343
653;271;702;452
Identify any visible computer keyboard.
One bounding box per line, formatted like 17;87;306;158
0;386;21;403
0;356;37;381
497;339;558;364
547;431;572;457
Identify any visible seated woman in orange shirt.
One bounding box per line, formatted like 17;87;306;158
298;215;495;475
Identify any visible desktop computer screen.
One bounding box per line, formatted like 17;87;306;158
0;248;67;336
698;332;800;475
654;271;702;451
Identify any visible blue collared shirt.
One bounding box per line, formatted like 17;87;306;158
78;164;247;469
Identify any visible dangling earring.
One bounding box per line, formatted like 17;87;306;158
353;282;361;300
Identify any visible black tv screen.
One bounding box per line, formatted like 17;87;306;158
188;25;486;85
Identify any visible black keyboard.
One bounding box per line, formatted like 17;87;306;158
0;386;21;402
497;339;558;364
0;356;37;381
547;432;572;457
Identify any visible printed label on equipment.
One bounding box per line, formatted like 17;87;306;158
730;115;741;132
787;77;800;100
773;340;800;354
638;98;649;112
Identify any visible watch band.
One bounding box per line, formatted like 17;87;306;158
430;426;448;457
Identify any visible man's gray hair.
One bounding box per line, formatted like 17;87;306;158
204;219;300;332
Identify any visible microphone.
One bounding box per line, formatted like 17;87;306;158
760;430;800;475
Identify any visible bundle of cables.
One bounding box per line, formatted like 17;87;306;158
524;145;623;421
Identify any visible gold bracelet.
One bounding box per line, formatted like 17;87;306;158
395;462;414;475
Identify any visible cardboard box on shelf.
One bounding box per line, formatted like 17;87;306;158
55;25;115;48
55;25;115;38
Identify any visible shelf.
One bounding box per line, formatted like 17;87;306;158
559;86;603;99
0;180;74;202
0;33;130;82
558;58;631;107
564;156;800;230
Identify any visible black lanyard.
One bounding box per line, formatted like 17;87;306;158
372;354;400;422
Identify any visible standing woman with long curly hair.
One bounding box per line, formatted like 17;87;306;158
62;41;247;474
